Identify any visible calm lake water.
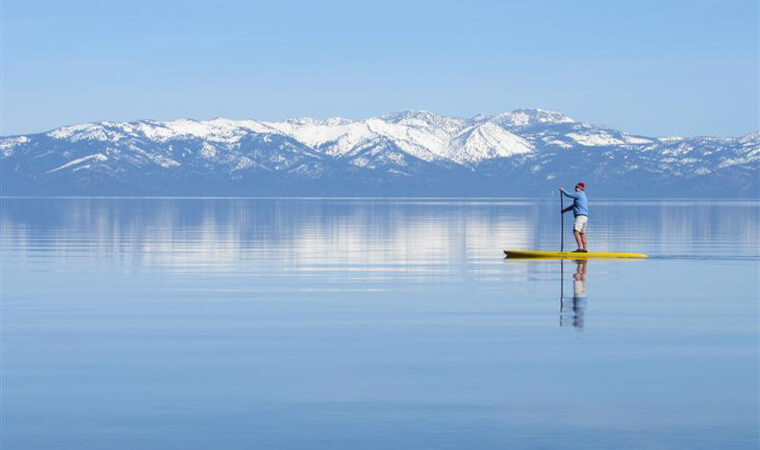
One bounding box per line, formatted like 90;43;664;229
2;198;758;449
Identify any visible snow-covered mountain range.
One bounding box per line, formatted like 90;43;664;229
2;109;758;196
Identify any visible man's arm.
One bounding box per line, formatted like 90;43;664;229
562;206;573;214
560;188;580;199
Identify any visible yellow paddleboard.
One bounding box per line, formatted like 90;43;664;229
504;250;648;259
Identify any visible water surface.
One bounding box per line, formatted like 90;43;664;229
2;198;758;449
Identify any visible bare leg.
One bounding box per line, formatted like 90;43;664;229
573;231;583;251
579;232;587;251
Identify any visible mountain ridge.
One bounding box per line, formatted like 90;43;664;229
2;108;758;197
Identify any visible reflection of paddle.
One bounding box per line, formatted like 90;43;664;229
560;188;564;253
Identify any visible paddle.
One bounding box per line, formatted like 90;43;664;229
560;188;564;253
560;192;565;325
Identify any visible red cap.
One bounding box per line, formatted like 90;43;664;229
576;182;585;190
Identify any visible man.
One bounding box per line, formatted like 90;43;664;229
560;182;588;253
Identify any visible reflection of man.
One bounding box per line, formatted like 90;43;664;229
571;260;587;330
561;260;588;331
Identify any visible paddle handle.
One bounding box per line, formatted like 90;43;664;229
560;189;564;252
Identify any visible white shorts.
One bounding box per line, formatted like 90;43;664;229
574;215;588;233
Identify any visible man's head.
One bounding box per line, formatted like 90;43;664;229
575;182;585;191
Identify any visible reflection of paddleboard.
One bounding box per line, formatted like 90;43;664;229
504;250;647;259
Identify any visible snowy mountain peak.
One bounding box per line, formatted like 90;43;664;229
381;109;441;123
47;123;110;141
44;117;285;144
488;108;576;128
740;131;760;143
452;122;534;162
380;110;466;131
282;116;354;127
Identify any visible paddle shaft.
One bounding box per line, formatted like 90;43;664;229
560;190;564;252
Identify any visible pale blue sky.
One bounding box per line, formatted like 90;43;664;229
3;0;758;136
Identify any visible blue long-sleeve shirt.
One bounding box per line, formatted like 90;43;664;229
561;189;589;217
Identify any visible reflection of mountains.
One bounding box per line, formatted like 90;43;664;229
3;199;758;272
0;199;534;273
